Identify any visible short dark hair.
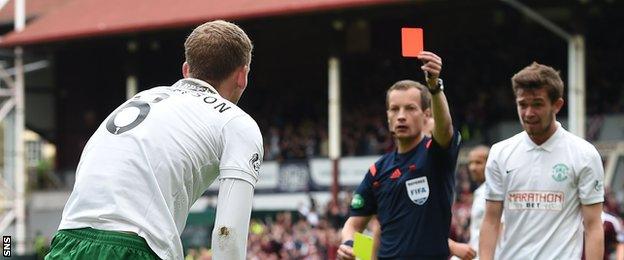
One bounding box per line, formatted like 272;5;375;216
511;62;564;102
386;80;431;110
184;20;253;86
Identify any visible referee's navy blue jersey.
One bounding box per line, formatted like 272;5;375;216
350;131;461;259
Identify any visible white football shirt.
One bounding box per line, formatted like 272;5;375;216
602;211;624;243
485;122;604;260
469;183;486;253
59;78;264;260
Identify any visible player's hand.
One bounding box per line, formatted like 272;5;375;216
417;51;442;88
337;244;356;260
450;242;476;260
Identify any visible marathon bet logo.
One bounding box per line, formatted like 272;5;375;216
552;163;569;182
351;194;364;209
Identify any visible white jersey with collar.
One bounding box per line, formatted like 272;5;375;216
484;122;604;260
58;78;263;260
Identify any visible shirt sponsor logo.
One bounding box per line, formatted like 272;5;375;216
351;194;365;209
406;176;429;205
551;163;569;182
507;191;564;210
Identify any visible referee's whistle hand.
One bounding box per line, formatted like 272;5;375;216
337;244;356;260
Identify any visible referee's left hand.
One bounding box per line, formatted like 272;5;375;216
337;244;355;260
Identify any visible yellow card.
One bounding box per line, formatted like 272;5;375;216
353;232;374;260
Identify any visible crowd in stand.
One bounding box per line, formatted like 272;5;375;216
260;110;394;161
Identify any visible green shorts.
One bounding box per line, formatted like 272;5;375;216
45;228;160;260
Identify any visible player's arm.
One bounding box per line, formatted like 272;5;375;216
479;200;503;260
480;144;505;260
582;203;604;260
578;148;605;260
617;242;624;260
213;115;264;260
417;51;453;148
211;177;254;260
338;216;372;260
449;239;476;260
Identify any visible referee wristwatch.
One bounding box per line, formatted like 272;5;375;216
428;78;444;95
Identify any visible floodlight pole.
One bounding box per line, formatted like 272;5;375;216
328;57;341;204
13;0;27;254
501;0;586;138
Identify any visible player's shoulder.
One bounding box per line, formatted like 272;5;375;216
554;128;601;165
135;86;169;96
366;152;394;176
559;128;599;153
377;150;396;164
224;113;262;138
489;132;524;157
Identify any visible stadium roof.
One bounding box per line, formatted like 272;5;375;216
0;0;400;47
0;0;72;25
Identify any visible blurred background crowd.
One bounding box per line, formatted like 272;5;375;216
182;166;624;260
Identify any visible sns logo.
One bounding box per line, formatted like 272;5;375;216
406;176;429;205
3;236;10;257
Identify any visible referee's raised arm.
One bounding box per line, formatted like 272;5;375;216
417;51;453;148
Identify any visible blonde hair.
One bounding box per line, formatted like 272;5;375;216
184;20;253;86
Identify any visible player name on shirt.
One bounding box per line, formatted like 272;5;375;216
169;81;231;113
507;191;564;211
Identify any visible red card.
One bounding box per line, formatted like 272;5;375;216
401;28;423;57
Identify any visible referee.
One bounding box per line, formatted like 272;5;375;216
338;51;461;259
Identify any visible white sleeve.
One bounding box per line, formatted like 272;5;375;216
484;145;504;201
211;178;254;260
219;115;264;186
578;147;605;205
615;219;624;243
